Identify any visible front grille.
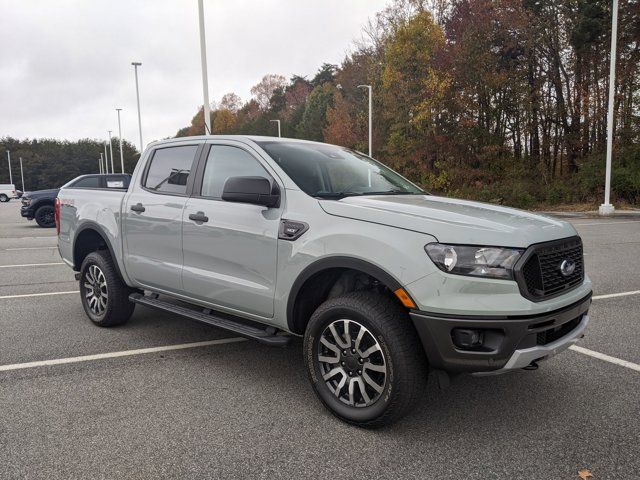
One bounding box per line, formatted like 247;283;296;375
536;316;582;345
517;237;584;301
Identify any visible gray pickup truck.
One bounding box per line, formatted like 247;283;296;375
57;136;592;426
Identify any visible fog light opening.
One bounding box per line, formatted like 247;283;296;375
452;328;485;350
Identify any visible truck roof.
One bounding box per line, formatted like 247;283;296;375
147;135;324;148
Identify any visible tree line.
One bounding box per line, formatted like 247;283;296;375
177;0;639;208
2;0;637;206
0;138;138;191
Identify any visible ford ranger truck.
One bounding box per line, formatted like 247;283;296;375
56;136;592;427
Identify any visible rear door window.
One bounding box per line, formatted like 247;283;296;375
144;145;199;195
71;176;101;188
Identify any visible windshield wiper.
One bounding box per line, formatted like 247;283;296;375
360;189;421;196
314;191;364;199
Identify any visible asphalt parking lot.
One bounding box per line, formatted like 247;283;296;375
1;201;638;479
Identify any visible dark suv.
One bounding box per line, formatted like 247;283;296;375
21;174;131;227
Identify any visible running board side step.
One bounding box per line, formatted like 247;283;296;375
129;293;290;347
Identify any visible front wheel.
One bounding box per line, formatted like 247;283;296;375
34;204;55;228
0;194;8;202
80;250;135;327
304;291;428;428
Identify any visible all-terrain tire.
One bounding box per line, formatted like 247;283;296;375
34;204;55;228
79;250;135;327
304;291;428;428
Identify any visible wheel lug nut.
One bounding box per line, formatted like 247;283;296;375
342;350;347;355
341;361;345;366
358;358;364;364
351;348;356;354
357;370;362;375
348;371;353;376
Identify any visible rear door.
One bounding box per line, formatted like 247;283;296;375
123;143;201;293
181;141;282;318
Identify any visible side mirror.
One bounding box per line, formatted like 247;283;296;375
221;176;280;208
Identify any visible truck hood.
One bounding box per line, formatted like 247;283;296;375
24;188;60;199
318;195;577;248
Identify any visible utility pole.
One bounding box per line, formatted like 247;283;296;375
197;0;212;135
6;151;13;184
131;62;144;152
108;131;114;174
116;108;125;173
270;119;281;137
358;85;373;157
599;0;619;216
19;157;25;191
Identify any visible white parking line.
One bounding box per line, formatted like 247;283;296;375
0;291;77;300
0;262;64;268
570;345;640;372
0;338;247;372
4;246;57;251
592;290;640;300
573;220;640;226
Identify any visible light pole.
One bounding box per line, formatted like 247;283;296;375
600;0;619;216
103;142;109;174
270;119;281;137
358;84;373;157
116;108;125;173
99;153;104;174
197;0;212;135
131;62;144;152
6;151;13;184
19;157;25;191
107;131;114;174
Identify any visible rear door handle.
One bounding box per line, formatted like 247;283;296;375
130;203;145;213
188;211;209;223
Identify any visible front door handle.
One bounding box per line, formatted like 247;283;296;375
188;211;209;223
130;203;145;213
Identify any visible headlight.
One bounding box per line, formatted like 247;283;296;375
424;243;524;280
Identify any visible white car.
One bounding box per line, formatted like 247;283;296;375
0;184;17;202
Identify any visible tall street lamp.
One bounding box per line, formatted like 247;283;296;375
107;130;114;174
116;108;125;173
599;0;619;216
197;0;212;135
131;62;144;152
103;142;109;174
270;119;281;137
6;151;12;184
358;84;373;157
19;157;25;191
100;153;105;174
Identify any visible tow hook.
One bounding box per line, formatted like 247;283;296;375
523;361;539;371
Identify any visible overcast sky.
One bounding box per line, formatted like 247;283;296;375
0;0;388;149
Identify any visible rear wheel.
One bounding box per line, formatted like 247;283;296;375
34;205;55;228
303;291;428;427
80;250;135;327
0;194;8;202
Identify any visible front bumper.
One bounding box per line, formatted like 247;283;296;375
410;292;591;374
20;204;34;219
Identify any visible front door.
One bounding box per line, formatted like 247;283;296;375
123;143;200;293
181;143;281;318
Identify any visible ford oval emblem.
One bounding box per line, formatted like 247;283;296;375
560;259;576;276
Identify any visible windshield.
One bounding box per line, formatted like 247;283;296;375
256;141;424;198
